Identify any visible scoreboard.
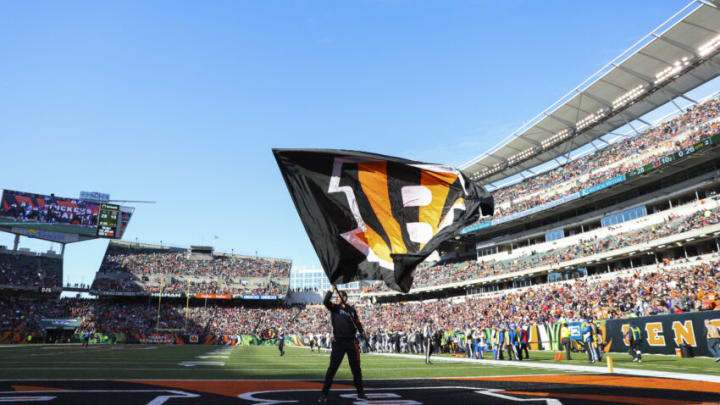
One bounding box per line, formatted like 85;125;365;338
97;203;120;238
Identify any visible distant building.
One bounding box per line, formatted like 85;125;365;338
289;268;365;291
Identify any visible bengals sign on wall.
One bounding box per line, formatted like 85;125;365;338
606;311;720;356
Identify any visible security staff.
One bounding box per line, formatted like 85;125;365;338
319;286;367;402
560;323;572;360
626;323;643;363
705;319;720;362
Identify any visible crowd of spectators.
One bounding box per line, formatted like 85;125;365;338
375;204;720;291
91;243;291;296
2;257;718;344
292;258;720;341
0;252;62;289
98;244;290;279
0;297;303;341
487;96;720;221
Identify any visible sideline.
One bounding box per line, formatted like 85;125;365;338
369;352;720;383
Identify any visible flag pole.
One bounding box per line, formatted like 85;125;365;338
156;279;163;330
185;279;191;330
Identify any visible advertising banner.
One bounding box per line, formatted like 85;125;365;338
132;333;183;345
39;318;83;330
11;227;81;243
238;294;279;300
80;191;110;202
150;292;182;298
195;294;232;299
605;312;720;357
579;175;626;197
567;321;583;341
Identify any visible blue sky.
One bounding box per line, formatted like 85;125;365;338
0;0;714;285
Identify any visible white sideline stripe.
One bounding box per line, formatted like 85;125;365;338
0;374;579;381
0;397;55;402
0;365;541;372
370;352;720;382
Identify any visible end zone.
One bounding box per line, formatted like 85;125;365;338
2;374;720;404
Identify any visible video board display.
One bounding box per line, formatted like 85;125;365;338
97;203;120;238
0;189;135;241
627;133;719;179
0;190;100;236
116;206;134;239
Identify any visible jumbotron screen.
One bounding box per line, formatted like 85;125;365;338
0;189;133;240
0;189;100;236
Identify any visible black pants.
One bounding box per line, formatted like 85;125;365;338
630;340;642;360
520;343;529;359
562;338;572;360
278;339;285;355
322;339;363;396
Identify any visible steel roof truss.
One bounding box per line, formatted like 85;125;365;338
651;32;700;56
680;19;720;35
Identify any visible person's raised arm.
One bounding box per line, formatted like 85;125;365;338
323;286;335;310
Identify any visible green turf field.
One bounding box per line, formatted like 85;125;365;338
1;344;718;380
437;350;720;375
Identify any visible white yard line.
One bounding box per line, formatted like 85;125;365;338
370;352;720;382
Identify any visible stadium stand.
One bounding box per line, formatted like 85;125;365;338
486;95;720;222
0;248;62;290
406;198;720;289
90;241;291;296
2;254;716;348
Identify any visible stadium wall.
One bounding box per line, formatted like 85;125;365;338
606;311;720;357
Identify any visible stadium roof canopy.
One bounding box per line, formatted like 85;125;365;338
461;0;720;186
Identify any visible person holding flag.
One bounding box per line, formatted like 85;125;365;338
273;149;493;293
318;285;367;402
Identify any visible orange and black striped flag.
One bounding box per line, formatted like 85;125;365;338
273;149;493;293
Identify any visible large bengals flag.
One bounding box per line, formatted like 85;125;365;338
273;149;493;293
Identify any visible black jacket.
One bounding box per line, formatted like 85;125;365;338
324;290;364;340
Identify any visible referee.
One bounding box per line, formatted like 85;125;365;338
319;286;367;402
423;318;434;364
278;328;285;356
